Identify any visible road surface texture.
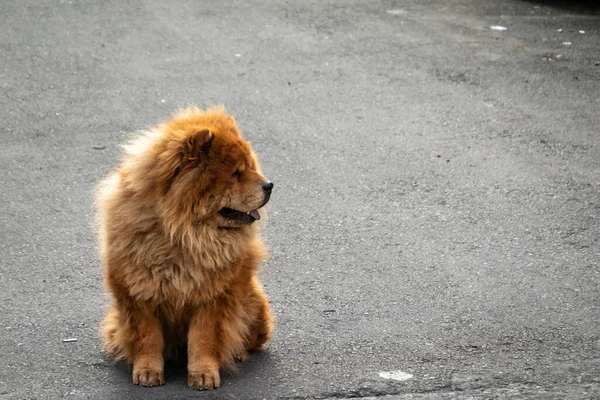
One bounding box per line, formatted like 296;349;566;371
1;0;599;399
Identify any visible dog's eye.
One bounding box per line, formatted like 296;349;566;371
231;170;240;180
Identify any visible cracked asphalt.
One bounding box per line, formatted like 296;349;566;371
1;0;599;399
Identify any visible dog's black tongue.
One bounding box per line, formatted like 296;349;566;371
249;209;260;220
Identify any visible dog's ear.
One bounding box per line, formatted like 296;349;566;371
185;129;214;156
163;129;213;188
151;129;214;194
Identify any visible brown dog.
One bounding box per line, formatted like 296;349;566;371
95;106;274;390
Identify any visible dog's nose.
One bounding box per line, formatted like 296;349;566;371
262;182;274;193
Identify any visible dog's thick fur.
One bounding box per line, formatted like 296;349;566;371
95;106;274;390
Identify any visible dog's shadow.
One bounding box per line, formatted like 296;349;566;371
103;350;275;395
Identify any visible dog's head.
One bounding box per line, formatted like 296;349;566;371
121;106;272;229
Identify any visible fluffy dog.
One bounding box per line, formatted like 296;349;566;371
95;106;274;390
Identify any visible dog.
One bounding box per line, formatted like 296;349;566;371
95;106;274;390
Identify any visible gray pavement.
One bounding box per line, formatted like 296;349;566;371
1;0;600;399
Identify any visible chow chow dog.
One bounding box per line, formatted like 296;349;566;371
95;106;274;390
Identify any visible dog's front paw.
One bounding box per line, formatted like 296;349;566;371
188;366;221;390
133;367;165;387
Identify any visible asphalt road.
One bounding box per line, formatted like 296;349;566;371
1;1;599;399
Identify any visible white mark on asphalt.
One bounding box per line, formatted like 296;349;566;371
557;28;563;32
490;26;507;31
235;53;242;57
579;30;585;34
62;338;78;342
563;42;572;46
161;99;165;103
379;370;413;381
386;9;406;16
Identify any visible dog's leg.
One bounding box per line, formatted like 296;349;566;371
128;302;165;387
246;278;274;352
188;308;221;390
